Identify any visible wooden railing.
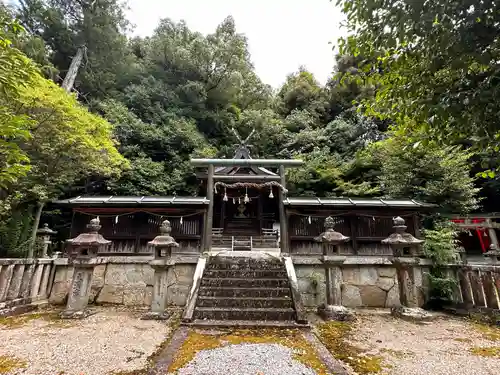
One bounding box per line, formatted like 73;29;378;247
0;258;56;316
288;213;418;256
69;211;204;255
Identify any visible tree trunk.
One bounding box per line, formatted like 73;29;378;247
28;201;45;258
61;46;85;92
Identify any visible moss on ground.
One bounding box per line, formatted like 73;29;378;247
465;320;500;359
453;337;473;343
471;322;500;341
316;321;385;374
167;328;330;375
0;355;27;374
470;346;500;357
0;311;75;329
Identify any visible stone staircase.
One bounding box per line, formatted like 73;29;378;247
193;256;300;324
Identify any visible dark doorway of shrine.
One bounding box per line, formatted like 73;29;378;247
224;196;259;235
213;188;279;236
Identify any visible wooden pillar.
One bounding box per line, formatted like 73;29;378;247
486;218;499;249
349;215;358;254
413;214;421;237
204;164;215;251
258;193;263;234
220;199;225;228
70;210;76;238
200;210;207;252
278;165;289;253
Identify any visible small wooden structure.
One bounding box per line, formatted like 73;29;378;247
451;215;500;257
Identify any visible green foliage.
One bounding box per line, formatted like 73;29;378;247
0;205;33;257
427;271;458;301
335;0;500;175
422;221;462;301
99;99;214;195
17;0;134;97
364;130;479;213
0;13;38;188
5;73;128;205
1;6;127;254
2;0;485;218
423;221;462;265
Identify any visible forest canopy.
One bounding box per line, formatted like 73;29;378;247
2;0;499;255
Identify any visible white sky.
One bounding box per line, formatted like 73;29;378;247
127;0;346;88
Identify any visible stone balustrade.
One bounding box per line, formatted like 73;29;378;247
0;258;56;316
0;255;498;319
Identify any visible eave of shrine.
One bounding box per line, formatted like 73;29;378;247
53;196;209;207
283;197;436;209
53;195;435;209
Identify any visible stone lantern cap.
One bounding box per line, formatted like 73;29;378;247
148;220;179;248
314;216;350;244
382;216;423;246
37;223;57;236
67;218;111;246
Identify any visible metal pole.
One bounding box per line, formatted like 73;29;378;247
205;164;215;251
278;165;288;253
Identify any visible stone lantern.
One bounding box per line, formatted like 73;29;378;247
484;244;500;265
142;220;179;320
382;216;432;320
314;216;354;321
60;218;110;319
381;216;423;256
36;223;57;258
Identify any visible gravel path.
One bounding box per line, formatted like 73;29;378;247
0;308;170;375
349;313;500;375
173;343;317;375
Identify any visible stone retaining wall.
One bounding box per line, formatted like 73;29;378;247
48;255;432;309
5;254;498;313
49;256;197;307
293;256;430;308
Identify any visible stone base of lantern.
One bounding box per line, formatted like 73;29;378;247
141;311;171;321
59;308;97;320
318;304;356;322
391;306;434;322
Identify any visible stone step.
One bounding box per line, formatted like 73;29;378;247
183;320;309;329
197;296;293;309
203;269;288;279
201;277;289;288
194;307;296;321
198;286;291;298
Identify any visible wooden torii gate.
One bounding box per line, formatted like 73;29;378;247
452;217;500;252
190;157;304;253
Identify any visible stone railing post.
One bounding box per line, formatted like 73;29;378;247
313;216;354;321
36;223;57;258
382;216;433;321
142;220;179;320
60;218;110;319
